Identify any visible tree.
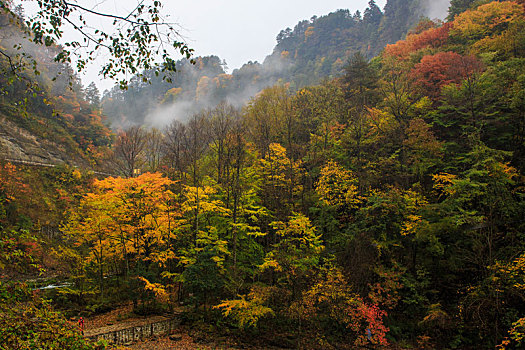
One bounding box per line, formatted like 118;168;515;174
363;0;383;26
293;83;346;164
178;184;230;308
64;191;117;297
209;102;238;185
244;86;288;159
144;128;164;173
379;0;427;46
316;160;361;210
432;142;524;345
215;285;275;329
164;120;189;182
0;282;96;349
258;143;304;219
450;2;523;44
379;55;419;127
384;23;452;60
0;0;194;86
84;82;100;108
342;52;380;165
343;52;379;105
185;112;210;189
293;265;389;347
175;112;211;243
261;213;323;299
0;162;26;227
479;58;525;169
411;52;483;99
113;126;147;178
402;118;443;179
434;61;486;152
64;173;180;302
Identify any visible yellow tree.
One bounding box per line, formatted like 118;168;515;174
64;191;120;297
178;184;231;307
261;213;323;299
97;173;179;265
258;143;304;219
64;173;180;298
450;1;523;45
316;160;361;209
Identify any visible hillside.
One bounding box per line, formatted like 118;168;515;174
0;6;112;167
101;0;431;129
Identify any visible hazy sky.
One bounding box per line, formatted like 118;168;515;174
19;0;389;91
171;0;387;70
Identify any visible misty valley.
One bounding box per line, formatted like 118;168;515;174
1;0;525;349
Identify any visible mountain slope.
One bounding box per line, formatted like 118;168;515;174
101;0;430;128
0;7;112;167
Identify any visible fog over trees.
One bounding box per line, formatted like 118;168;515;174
1;0;525;349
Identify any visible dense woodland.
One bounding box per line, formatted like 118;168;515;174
1;0;525;349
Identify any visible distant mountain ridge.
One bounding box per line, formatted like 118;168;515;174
0;0;440;165
101;0;432;129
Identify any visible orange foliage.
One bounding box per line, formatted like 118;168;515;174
62;114;75;122
196;76;211;100
304;26;315;41
368;265;404;310
384;23;452;59
213;74;233;88
0;162;29;209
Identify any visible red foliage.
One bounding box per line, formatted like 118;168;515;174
356;302;389;346
23;241;39;255
410;52;483;98
385;23;453;59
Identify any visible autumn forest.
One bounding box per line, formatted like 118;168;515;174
1;0;525;349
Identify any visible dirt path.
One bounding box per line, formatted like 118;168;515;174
126;332;234;350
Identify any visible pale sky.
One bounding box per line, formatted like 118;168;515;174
171;0;387;70
19;0;388;91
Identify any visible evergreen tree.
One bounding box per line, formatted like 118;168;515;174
84;82;101;108
363;0;383;25
447;0;477;20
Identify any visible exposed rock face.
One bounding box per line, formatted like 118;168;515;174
0;117;68;164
